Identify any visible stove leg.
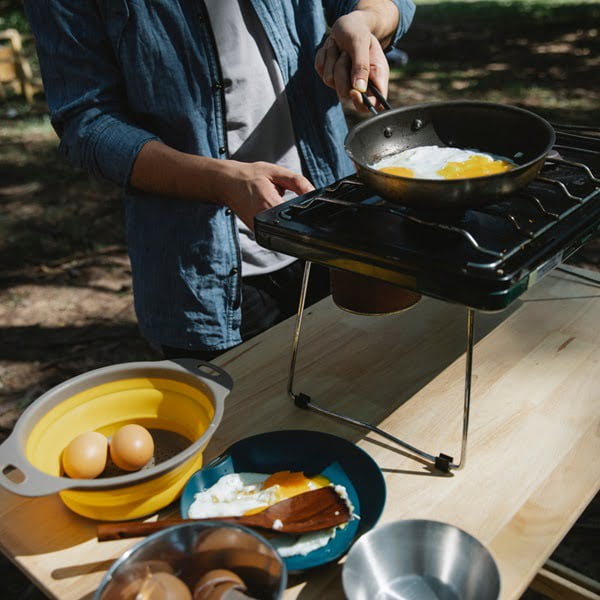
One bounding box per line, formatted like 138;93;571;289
287;261;312;401
287;263;475;473
455;307;475;470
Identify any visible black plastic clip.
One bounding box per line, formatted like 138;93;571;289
435;453;453;472
293;393;311;410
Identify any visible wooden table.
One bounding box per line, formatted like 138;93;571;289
1;266;599;600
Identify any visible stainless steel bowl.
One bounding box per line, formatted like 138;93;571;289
342;520;500;600
95;521;287;599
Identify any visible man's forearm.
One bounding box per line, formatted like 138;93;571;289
354;0;400;48
130;140;232;203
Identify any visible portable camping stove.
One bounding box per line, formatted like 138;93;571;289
254;125;600;472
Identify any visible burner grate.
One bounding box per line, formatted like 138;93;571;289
280;135;599;274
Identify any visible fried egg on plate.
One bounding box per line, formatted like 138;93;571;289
187;470;356;557
373;145;515;180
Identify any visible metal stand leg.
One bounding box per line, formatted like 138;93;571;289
287;261;475;473
287;261;312;402
455;308;475;470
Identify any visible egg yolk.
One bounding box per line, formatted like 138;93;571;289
379;166;415;178
437;155;513;179
240;471;331;516
262;470;330;503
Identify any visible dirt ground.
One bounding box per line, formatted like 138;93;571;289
0;2;599;597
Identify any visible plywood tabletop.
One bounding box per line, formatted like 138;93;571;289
0;265;598;600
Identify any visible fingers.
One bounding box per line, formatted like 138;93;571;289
315;36;340;89
334;52;352;101
314;36;327;77
240;164;313;230
269;166;315;196
366;34;389;100
328;12;372;95
349;35;390;113
349;88;373;113
225;161;311;230
247;161;314;206
231;178;283;232
316;24;390;112
346;32;370;94
316;41;370;104
255;178;285;208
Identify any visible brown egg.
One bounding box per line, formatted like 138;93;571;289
102;561;174;600
192;569;247;600
61;431;108;479
136;572;192;600
193;528;262;555
110;424;154;471
102;560;173;600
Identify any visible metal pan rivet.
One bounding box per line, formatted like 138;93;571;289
411;119;424;131
383;127;393;138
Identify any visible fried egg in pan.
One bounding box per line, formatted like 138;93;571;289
373;145;516;180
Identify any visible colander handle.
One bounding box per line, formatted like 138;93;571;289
166;358;234;393
0;431;73;496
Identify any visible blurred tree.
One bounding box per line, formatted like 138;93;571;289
0;0;29;33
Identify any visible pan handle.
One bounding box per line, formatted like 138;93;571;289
360;81;392;116
550;122;600;135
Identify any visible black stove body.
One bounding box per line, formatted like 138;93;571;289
255;130;599;312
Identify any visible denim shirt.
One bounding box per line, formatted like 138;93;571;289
24;0;415;352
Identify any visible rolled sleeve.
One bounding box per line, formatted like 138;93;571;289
60;111;159;187
324;0;416;47
389;0;416;44
24;0;159;187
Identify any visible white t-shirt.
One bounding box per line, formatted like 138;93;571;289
204;1;302;277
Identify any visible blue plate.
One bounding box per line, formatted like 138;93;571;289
180;429;386;572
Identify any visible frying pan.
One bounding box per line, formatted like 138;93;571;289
344;85;556;209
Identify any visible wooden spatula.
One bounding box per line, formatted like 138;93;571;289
97;486;351;541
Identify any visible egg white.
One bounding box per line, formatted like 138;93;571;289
270;528;337;557
372;145;514;179
188;472;275;518
187;472;356;557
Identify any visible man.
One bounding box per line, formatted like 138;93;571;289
24;1;415;360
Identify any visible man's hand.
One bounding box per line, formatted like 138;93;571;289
220;161;314;229
130;141;313;229
314;2;399;112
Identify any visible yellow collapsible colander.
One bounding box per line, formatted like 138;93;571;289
0;359;230;521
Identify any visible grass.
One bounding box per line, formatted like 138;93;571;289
412;0;600;23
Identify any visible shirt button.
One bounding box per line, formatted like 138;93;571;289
219;146;226;154
231;268;239;275
225;208;232;215
213;80;224;90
